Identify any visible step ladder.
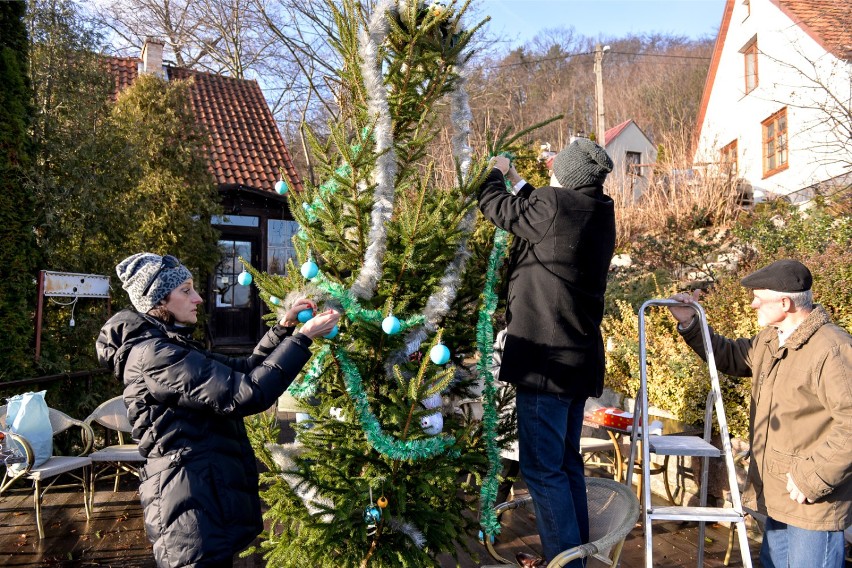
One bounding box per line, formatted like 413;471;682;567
625;299;752;568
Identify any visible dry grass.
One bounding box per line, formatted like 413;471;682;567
610;141;742;250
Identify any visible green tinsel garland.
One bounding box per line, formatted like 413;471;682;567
310;272;426;330
476;163;515;537
476;224;509;537
335;346;459;460
300;163;353;229
288;344;330;398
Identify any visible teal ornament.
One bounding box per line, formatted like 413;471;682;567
301;261;319;279
302;202;310;210
324;325;338;339
478;530;496;544
381;315;401;335
237;271;252;286
269;296;281;305
430;344;451;365
274;179;288;195
297;309;314;323
363;506;381;524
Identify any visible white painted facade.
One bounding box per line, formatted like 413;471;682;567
694;0;852;203
605;121;658;202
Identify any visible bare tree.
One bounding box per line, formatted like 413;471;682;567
89;0;713;188
760;44;852;178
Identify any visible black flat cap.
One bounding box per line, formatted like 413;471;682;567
740;259;812;292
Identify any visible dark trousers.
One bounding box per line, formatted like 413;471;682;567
516;387;588;566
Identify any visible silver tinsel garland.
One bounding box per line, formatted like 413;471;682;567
267;443;335;523
393;58;478;365
387;516;427;549
350;0;398;300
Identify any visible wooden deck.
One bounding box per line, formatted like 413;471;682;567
0;414;772;567
0;480;766;567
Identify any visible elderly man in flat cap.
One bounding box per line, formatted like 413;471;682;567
478;139;616;568
669;259;852;568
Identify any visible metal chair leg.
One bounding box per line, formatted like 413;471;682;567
83;467;91;520
34;479;44;539
724;522;736;565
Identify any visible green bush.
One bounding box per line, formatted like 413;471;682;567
603;199;852;440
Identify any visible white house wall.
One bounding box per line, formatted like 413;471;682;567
606;123;658;202
695;0;852;201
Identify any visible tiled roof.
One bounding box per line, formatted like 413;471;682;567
773;0;852;59
103;57;303;194
603;119;632;145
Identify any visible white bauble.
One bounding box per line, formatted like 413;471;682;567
420;412;443;435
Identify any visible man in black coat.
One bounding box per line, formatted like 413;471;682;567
478;138;616;567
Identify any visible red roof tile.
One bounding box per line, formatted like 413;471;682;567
104;57;303;193
774;0;852;59
603;119;633;145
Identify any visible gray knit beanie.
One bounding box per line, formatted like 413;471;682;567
116;252;193;313
552;138;613;189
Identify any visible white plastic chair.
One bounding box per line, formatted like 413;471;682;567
84;396;144;510
0;404;94;539
482;477;641;567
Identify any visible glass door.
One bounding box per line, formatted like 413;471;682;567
210;238;259;347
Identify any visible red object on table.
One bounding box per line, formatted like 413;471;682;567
586;407;635;430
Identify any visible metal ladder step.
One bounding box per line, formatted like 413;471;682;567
648;435;720;457
650;506;744;522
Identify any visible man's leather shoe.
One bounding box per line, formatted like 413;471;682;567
515;551;547;567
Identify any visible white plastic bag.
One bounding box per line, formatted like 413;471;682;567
6;391;53;472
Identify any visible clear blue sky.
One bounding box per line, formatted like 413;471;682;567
476;0;727;46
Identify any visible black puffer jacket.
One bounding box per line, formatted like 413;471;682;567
96;310;312;567
478;169;616;397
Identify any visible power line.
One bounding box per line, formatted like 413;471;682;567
489;49;710;69
609;50;711;60
259;48;713;91
489;51;594;68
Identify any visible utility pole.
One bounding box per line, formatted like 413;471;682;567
594;43;610;145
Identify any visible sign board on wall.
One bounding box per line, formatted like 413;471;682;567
42;271;110;299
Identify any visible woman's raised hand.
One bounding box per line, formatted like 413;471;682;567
300;309;341;339
280;298;315;327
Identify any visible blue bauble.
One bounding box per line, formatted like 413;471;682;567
269;296;281;305
237;271;253;286
430;344;451;365
300;261;319;279
324;325;338;339
297;309;314;323
381;316;401;335
274;179;288;195
363;506;381;524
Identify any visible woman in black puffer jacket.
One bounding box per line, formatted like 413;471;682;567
96;252;339;568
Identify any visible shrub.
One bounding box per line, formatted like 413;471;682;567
603;198;852;441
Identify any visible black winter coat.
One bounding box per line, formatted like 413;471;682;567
478;169;616;397
96;310;313;567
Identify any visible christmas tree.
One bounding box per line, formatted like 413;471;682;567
241;1;543;565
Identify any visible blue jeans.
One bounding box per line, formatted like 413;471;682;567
760;516;845;568
516;387;588;565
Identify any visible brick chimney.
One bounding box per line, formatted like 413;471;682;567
141;38;165;77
